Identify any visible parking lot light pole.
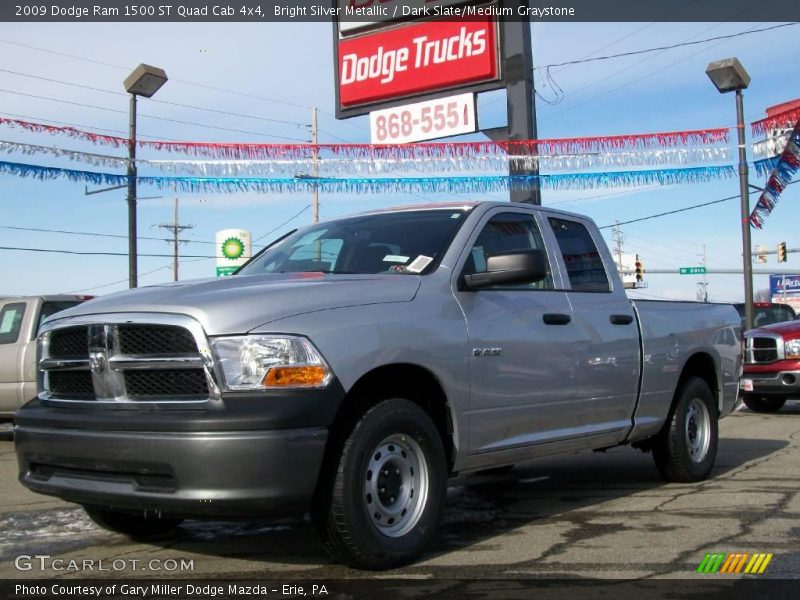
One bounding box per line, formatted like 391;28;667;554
706;57;753;330
123;64;168;288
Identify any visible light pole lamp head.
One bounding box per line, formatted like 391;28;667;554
124;64;168;97
705;57;750;93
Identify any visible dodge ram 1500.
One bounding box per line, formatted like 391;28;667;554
15;202;741;568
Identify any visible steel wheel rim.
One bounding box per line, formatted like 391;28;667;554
686;398;711;462
364;434;428;538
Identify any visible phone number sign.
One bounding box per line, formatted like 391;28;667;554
369;93;476;143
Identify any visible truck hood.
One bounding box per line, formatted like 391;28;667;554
747;319;800;341
49;273;422;335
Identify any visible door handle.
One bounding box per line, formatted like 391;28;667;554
610;314;634;325
543;313;571;325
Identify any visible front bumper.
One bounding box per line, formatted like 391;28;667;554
741;369;800;398
15;423;327;518
14;380;344;518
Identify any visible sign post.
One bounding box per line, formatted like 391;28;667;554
500;1;540;205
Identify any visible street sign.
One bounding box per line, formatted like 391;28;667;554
679;267;706;275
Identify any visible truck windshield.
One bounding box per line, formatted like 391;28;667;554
238;209;469;276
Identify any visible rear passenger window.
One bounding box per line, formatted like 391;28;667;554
0;302;26;344
548;218;610;292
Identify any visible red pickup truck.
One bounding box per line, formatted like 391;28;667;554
742;318;800;412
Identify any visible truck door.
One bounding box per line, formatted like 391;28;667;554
0;301;27;413
454;208;582;453
544;216;640;440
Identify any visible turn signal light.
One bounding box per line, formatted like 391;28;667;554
262;365;328;387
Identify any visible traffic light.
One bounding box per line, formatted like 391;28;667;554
756;245;767;264
635;256;644;282
778;241;787;263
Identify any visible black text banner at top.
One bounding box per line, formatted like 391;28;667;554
3;0;800;22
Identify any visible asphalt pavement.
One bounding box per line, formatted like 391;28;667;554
1;405;798;581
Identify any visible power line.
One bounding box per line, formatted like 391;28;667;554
66;263;173;294
0;89;309;142
536;23;798;70
0;67;309;129
253;204;312;244
598;180;798;229
0;37;314;110
0;110;182;142
0;224;217;245
539;21;796;122
0;246;215;258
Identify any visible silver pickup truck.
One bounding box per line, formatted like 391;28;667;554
15;202;741;569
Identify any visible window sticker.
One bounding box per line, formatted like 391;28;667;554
383;255;409;263
0;310;18;333
405;255;434;273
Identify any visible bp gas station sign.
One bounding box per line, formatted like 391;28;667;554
215;229;251;277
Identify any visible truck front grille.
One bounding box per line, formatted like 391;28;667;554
117;325;198;355
40;318;215;405
49;327;89;358
124;369;208;397
745;335;782;364
48;371;96;399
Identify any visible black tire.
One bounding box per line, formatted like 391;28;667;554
652;377;718;483
83;506;183;538
742;394;787;413
316;399;447;570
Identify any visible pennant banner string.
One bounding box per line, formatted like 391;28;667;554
0;140;732;175
751;105;800;137
0;116;731;160
749;117;800;229
0;159;736;194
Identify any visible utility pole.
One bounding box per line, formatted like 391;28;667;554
697;244;709;302
612;221;625;272
311;106;319;224
157;198;194;281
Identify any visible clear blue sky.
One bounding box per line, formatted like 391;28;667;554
0;20;797;301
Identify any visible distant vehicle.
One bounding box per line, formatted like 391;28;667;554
742;316;800;413
733;302;796;330
0;295;93;420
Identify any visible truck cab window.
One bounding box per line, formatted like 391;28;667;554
548;217;610;292
464;212;554;290
0;302;26;344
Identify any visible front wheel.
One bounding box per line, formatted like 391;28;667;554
742;394;787;413
316;399;447;570
83;506;183;538
652;377;718;483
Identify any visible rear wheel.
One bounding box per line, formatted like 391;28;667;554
315;398;447;570
83;506;183;538
652;377;718;482
742;394;787;413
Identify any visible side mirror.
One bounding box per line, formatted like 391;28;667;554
463;250;548;290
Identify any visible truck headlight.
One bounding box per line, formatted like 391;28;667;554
211;335;332;390
784;339;800;359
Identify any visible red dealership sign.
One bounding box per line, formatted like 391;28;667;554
337;15;499;111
